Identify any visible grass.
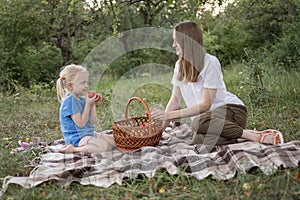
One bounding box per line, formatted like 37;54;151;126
0;64;300;199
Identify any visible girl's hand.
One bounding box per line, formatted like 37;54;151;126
94;93;103;105
87;91;103;105
86;94;97;106
151;109;167;121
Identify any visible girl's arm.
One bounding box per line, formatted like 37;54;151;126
89;93;102;124
89;103;97;125
71;96;96;128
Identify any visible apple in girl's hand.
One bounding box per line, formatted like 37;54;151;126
88;91;96;98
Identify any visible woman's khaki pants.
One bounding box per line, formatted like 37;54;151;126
191;104;247;146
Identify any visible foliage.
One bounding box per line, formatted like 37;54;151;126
239;0;300;71
200;0;300;67
0;64;300;199
39;0;99;64
240;0;298;48
107;49;177;80
0;0;50;92
0;0;113;92
1;0;230;92
1;0;299;93
0;0;299;197
242;49;272;107
270;21;300;71
199;6;249;65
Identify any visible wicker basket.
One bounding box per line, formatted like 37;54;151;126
112;97;163;152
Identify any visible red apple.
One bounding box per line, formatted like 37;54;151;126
88;91;96;98
140;122;150;127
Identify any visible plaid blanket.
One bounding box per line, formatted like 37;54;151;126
1;124;300;195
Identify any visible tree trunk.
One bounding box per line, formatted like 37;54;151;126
56;37;77;65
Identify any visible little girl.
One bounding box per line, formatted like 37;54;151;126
56;64;115;153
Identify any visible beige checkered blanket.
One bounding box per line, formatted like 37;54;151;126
1;124;300;196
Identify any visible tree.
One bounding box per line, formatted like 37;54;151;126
0;0;111;92
0;0;228;92
0;0;49;91
94;0;227;79
239;0;299;48
41;0;93;65
199;0;300;66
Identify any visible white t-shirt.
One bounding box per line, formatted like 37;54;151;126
171;53;244;118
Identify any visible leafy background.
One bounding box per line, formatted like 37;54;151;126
0;0;300;199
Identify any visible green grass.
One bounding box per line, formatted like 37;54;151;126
1;65;300;199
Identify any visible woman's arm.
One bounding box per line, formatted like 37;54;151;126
166;86;182;112
169;88;216;119
152;87;216;121
163;86;182;127
151;86;181;128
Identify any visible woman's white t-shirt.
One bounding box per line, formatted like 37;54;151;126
171;53;244;119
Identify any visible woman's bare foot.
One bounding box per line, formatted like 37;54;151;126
59;144;76;153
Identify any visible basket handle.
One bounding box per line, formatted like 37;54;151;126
125;97;152;135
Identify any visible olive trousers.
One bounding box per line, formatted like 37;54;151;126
191;104;247;146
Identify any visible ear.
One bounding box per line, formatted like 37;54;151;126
66;82;73;90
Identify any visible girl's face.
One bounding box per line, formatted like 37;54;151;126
70;71;89;98
172;30;182;56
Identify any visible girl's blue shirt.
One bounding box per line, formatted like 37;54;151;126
59;94;94;147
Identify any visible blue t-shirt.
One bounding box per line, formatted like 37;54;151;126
59;94;94;147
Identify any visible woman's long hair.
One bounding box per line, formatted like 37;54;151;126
174;21;206;83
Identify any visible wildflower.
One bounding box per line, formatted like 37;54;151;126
159;187;166;193
242;183;250;190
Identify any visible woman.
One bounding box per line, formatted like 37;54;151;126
151;21;283;146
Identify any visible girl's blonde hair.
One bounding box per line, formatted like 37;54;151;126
174;21;206;83
56;64;87;102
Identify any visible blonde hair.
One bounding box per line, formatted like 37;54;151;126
56;64;87;102
174;21;206;82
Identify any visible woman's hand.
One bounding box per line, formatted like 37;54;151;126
151;109;168;121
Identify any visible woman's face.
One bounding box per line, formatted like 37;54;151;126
172;30;182;56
